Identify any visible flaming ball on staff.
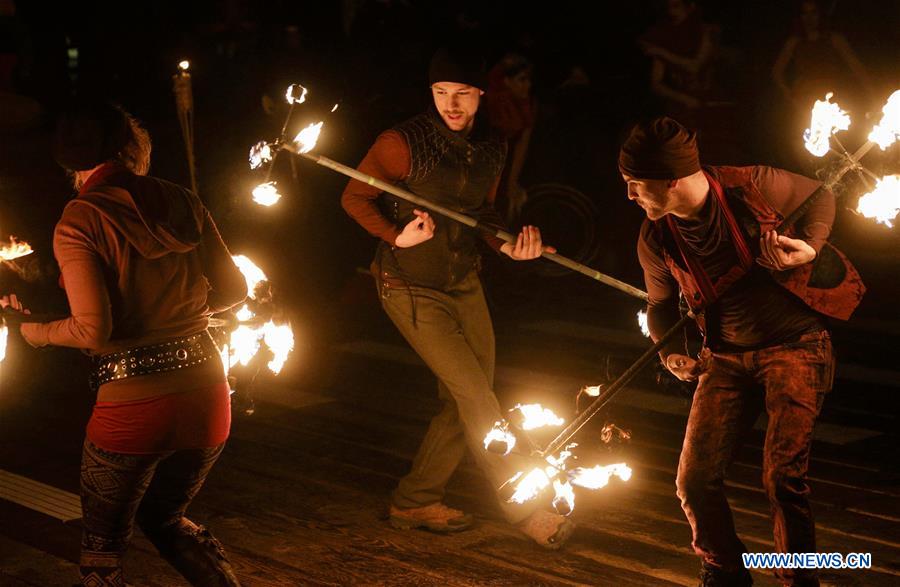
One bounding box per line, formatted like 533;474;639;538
293;121;323;154
484;420;517;455
637;310;650;337
252;181;282;207
511;403;565;431
486;402;632;514
868;90;900;151
0;235;34;262
249;141;273;170
803;92;851;158
857;175;900;227
214;255;295;414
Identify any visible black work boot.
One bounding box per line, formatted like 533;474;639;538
698;561;753;587
142;519;241;587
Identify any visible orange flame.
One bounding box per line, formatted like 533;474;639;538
294;122;323;154
226;256;295;374
570;463;633;490
857;175;900;227
637;310;650;337
868;90;900;150
804;93;850;157
252;181;282;207
483;421;517;455
514;403;565;430
0;236;33;261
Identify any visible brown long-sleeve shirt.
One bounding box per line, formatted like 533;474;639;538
341;129;506;253
638;166;833;356
21;164;247;401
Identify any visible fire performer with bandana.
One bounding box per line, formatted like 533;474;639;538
619;117;864;586
341;47;574;548
2;100;247;586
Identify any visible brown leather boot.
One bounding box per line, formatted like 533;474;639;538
389;503;474;532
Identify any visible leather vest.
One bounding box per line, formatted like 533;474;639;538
654;166;865;333
375;109;506;290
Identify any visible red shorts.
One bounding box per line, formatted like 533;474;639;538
87;381;231;454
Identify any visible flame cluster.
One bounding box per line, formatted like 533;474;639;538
484;403;631;514
250;84;325;206
803;91;900;227
223;255;294;375
803;93;851;158
505;442;631;515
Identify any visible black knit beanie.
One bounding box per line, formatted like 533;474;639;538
428;47;487;91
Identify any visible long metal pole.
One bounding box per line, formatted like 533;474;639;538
539;312;693;457
282;144;650;302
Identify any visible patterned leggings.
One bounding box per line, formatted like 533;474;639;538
79;439;224;586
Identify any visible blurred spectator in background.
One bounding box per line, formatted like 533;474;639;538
486;52;536;223
772;0;876;170
772;0;874;113
638;0;717;128
637;0;744;163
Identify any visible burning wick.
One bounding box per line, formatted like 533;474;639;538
552;479;576;516
226;255;295;374
513;403;565;431
0;236;34;261
249;141;273;170
857;175;900;227
484;420;516;455
178;60;190;72
294;121;323;154
252;182;282;207
570;463;633;490
868;90;900;150
803;92;851;157
285;84;308;105
508;467;555;504
637;310;650;337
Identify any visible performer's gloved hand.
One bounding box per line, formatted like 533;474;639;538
394;209;435;248
501;225;557;260
664;353;701;382
757;230;816;271
0;293;40;347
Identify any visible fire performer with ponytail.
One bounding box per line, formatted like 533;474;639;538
341;47;574;549
2;100;246;586
620;117;864;586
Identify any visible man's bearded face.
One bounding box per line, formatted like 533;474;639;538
431;82;482;132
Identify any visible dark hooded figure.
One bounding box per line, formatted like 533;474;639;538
3;99;247;586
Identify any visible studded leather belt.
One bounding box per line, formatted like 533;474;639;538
91;331;219;388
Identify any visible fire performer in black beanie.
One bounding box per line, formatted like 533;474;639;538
620;117;864;586
341;47;574;548
2;100;246;586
